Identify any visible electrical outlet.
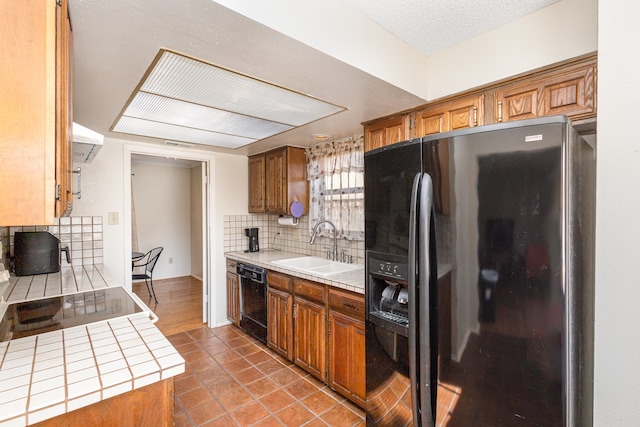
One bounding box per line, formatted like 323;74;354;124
108;212;118;225
168;257;173;264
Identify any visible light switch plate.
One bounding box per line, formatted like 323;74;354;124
108;212;119;225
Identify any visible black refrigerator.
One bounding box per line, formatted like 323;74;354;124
364;116;595;426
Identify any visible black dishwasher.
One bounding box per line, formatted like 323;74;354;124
236;262;267;344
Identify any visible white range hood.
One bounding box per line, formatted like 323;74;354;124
72;122;104;163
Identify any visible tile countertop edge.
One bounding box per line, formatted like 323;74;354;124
0;266;185;427
225;251;366;294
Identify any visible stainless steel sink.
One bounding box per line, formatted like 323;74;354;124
271;256;361;277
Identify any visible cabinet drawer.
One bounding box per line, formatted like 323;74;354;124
328;288;364;320
268;271;292;292
226;259;236;274
293;279;326;304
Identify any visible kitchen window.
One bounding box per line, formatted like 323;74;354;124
306;136;364;240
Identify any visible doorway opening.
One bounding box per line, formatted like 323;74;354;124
124;147;211;326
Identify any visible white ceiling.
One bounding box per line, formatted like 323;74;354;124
68;0;559;156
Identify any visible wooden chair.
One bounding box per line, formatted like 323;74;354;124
132;247;163;304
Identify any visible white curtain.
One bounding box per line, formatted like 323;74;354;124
306;135;364;240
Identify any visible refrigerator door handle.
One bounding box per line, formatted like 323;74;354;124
408;172;421;425
418;173;436;427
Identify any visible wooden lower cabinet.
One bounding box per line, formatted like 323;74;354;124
267;287;293;360
293;296;326;382
264;269;365;407
226;272;239;326
33;378;174;426
328;310;365;407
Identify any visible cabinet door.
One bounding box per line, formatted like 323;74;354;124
0;0;71;225
267;288;293;360
494;62;596;123
226;272;239;326
55;0;73;217
248;155;266;213
364;114;410;152
265;148;287;213
294;297;326;381
414;94;484;137
328;310;365;408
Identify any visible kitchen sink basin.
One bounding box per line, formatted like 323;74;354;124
271;256;361;277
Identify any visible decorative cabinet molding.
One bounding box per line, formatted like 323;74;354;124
363;53;597;152
363;114;411;152
1;0;74;225
248;146;308;215
494;58;596;123
414;94;485;136
225;260;240;326
327;288;365;407
263;269;365;408
248;155;265;213
266;271;294;360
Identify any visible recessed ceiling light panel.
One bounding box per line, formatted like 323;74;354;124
123;92;293;139
114;116;256;149
112;49;346;149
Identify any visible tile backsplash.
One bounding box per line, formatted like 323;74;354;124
224;213;452;268
0;216;103;270
224;214;366;264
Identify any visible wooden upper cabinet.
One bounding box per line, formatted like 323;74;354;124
0;0;73;226
265;148;286;213
494;57;597;123
248;155;265;213
414;94;484;137
56;0;74;217
248;146;308;215
364;114;411;152
362;53;597;153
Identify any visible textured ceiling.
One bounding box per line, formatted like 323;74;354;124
344;0;560;56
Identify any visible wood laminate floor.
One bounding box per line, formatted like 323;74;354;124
133;275;205;336
133;276;365;426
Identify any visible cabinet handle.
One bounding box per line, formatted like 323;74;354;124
343;302;357;310
473;106;478;127
293;304;297;318
498;101;503;123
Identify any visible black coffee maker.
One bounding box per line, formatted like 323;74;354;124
245;228;259;252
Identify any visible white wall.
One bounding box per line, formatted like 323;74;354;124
71;138;127;282
210;153;249;326
72;137;248;326
191;164;203;279
131;161;192;280
594;1;640;424
213;0;430;99
426;0;598;100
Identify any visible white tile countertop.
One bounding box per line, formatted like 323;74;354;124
0;265;185;427
226;251;452;296
225;250;365;294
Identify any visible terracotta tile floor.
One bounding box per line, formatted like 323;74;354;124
168;325;365;426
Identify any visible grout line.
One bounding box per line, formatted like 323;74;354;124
174;325;364;426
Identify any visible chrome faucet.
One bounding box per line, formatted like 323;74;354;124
310;219;338;261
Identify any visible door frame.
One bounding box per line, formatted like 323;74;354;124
122;143;215;326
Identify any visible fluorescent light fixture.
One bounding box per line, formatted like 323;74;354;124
112;50;346;149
